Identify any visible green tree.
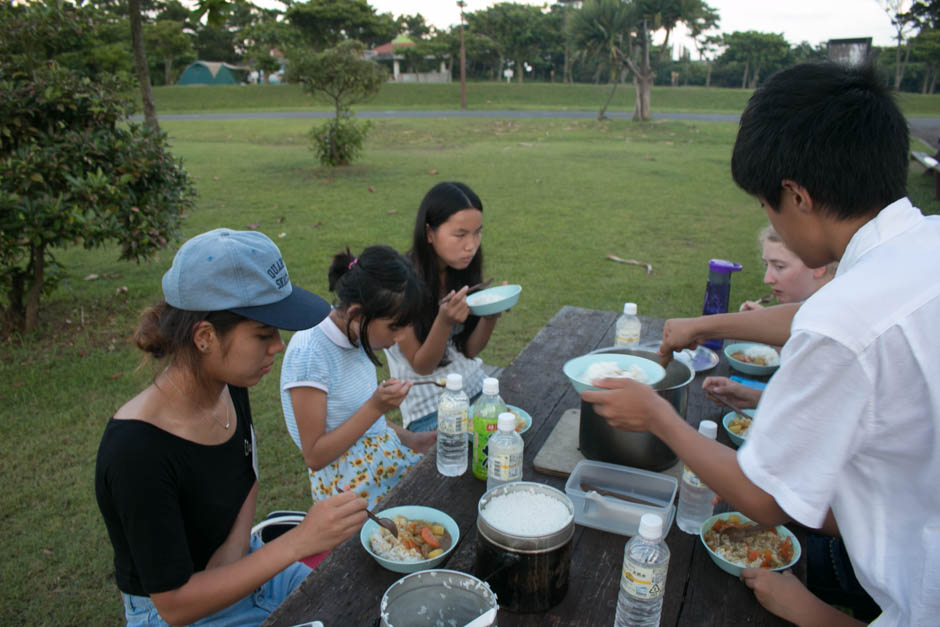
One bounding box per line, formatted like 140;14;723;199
686;1;719;86
144;19;195;85
912;27;940;93
0;1;196;333
467;2;547;83
718;30;789;88
287;39;386;166
568;0;634;119
287;0;395;50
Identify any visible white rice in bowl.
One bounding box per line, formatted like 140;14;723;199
743;345;780;367
370;528;423;562
704;517;794;569
482;489;572;536
581;361;649;385
469;292;502;305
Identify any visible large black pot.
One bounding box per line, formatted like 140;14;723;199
473;482;574;613
579;346;695;471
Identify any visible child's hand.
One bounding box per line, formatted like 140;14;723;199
702;377;761;409
291;491;366;557
438;285;470;324
373;378;412;412
739;300;765;312
740;569;834;626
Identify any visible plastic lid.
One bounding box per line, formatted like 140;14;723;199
622;302;637;315
698;419;718;440
497;412;516;432
638;513;663;540
446;373;464;391
482;377;499;396
707;259;743;274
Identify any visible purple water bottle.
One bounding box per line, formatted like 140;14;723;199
701;259;742;351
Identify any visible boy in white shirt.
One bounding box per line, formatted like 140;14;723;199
584;63;940;626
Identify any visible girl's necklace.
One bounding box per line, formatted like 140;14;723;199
162;371;231;430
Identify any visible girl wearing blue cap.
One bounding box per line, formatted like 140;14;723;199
95;229;367;627
281;245;436;510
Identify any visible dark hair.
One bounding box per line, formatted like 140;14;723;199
408;182;484;359
134;302;246;373
731;63;909;220
328;245;422;366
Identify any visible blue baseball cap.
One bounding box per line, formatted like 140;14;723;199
161;228;330;331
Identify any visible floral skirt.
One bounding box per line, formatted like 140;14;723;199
308;430;423;510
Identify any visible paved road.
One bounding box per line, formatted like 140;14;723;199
135;110;940;151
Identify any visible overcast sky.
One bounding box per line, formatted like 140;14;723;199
365;0;901;53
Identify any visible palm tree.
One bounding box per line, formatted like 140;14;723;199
568;0;633;120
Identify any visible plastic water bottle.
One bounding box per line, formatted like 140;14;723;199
471;377;505;480
486;412;523;490
615;302;641;347
436;373;469;476
701;259;742;350
614;513;670;627
676;420;718;534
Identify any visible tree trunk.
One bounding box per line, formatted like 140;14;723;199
164;56;172;86
128;0;159;132
516;58;524;83
705;62;712;88
741;60;749;88
923;68;930;94
498;55;505;82
633;71;652;121
930;69;937;95
894;41;903;89
598;71;620;121
24;244;45;333
897;42;912;89
750;64;761;89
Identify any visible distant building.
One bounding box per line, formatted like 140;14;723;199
366;35;451;83
827;38;873;67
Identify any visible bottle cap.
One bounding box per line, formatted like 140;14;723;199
698;420;718;440
446;373;463;391
707;259;743;274
497;412;516;432
482;377;499;396
638;513;663;540
622;302;637;315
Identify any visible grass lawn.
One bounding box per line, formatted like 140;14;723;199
151;81;940;117
2;113;938;625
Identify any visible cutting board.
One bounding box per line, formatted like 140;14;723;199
533;409;683;480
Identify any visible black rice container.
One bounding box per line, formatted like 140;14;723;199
473;482;575;613
579;346;694;471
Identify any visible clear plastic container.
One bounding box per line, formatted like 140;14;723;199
471;377;505;480
486;412;523;489
436;373;469;477
614;513;670;627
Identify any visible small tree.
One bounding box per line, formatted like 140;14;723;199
288;40;386;166
0;2;196;333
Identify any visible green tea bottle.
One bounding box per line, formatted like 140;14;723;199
471;377;505;480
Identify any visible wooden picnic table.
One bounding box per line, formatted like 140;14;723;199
263;306;804;627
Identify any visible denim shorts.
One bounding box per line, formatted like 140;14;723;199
122;535;312;626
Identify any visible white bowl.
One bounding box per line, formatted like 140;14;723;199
360;505;459;574
724;343;780;376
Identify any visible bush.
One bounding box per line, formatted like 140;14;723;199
308;115;373;167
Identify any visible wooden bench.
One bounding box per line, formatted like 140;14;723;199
911;151;940;200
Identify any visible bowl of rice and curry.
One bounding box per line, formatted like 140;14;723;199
700;512;801;577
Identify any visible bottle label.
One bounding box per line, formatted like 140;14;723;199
489;451;522;481
615;331;640;346
682;464;703;488
620;559;668;600
438;408;468;435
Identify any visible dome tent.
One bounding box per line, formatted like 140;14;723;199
177;61;249;86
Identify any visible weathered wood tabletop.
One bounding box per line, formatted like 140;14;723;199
263;306;803;627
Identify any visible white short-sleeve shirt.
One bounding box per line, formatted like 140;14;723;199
738;198;940;626
280;316;386;451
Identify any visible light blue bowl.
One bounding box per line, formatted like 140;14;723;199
722;409;756;447
563;353;666;394
700;512;801;577
724;342;780;376
466;284;521;316
360;505;459;574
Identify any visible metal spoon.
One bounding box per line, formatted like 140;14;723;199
411;378;447;388
336;488;398;537
711;394;753;422
580;481;660;507
717;522;777;542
